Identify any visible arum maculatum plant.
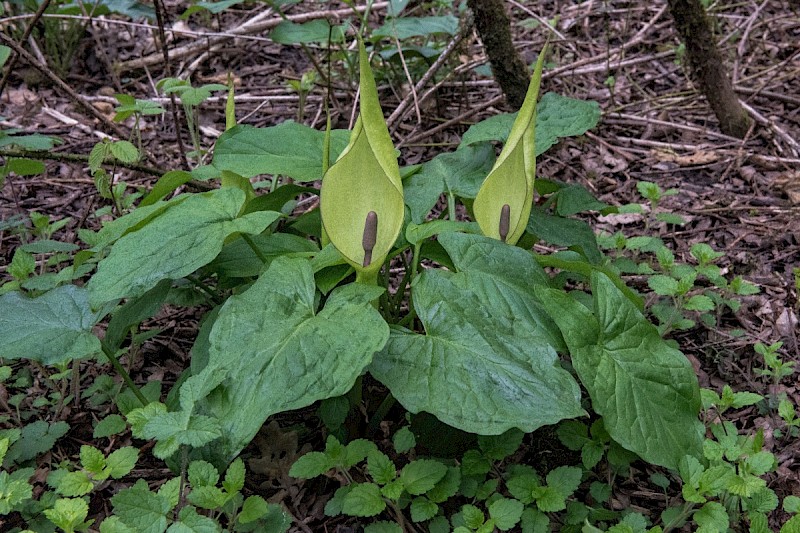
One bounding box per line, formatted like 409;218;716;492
320;38;405;285
0;35;704;485
473;45;546;244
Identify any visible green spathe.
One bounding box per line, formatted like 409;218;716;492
320;40;404;276
535;272;704;470
473;48;546;245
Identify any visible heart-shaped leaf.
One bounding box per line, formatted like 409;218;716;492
175;257;388;462
535;272;704;469
0;285;104;365
370;263;583;435
88;188;281;307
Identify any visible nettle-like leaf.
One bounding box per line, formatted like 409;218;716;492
175;257;388;463
473;49;546;245
88;187;281;307
320;40;404;277
0;285;104;365
370;239;584;434
536;272;704;470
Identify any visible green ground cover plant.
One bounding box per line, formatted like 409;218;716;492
0;25;795;532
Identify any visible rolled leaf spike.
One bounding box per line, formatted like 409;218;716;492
319;38;404;280
362;211;378;267
473;46;547;245
499;204;511;243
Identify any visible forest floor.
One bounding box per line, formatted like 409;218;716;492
1;0;799;531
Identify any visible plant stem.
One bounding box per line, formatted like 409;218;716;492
447;191;457;222
367;392;396;436
242;233;269;265
186;275;224;305
100;341;147;406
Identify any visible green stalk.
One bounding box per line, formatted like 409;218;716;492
100;340;147;406
242;233;269;265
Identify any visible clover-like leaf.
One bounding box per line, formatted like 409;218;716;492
473;47;546;245
320;39;404;277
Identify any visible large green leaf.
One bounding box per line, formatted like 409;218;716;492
473;49;546;244
177;257;388;462
0;285;103;365
88;188;281;307
535;272;703;469
373;15;459;39
461;92;601;155
269;19;346;44
403;143;495;223
320;40;404;275
370;268;583;435
212;123;350;181
437;232;565;351
209;233;318;278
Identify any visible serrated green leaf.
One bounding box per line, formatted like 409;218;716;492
694;501;729;531
506;465;540;504
289;451;334;479
520;507;549;533
143;410;222;459
546;466;582;498
557;420;591;451
534;486;566;512
320;40;404;275
784;495;800;513
461;504;485;529
167;505;222;532
410;497;438;522
381;478;405;500
478;429;524;460
55;471;94;497
344;439;378;468
400;460;447;495
5;420;70;465
732;392;764;409
0;285;103;365
684;295;715;312
94;414;127;438
105;447;138;478
111;479;172;533
99;516;137;533
177;257;387;463
474;48;545;244
223;458;245;494
582;440;605;469
536;272;704;470
743;487;778;514
8;249;35;280
426;466;461;503
44;497;91;532
188;485;228;509
89;188;281;306
648;275;679;296
393;427;415;453
367;450;396;485
238;495;269;524
110;140;139;163
80;445;106;476
342;482;386;517
489;497;524;530
188;461;219;488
